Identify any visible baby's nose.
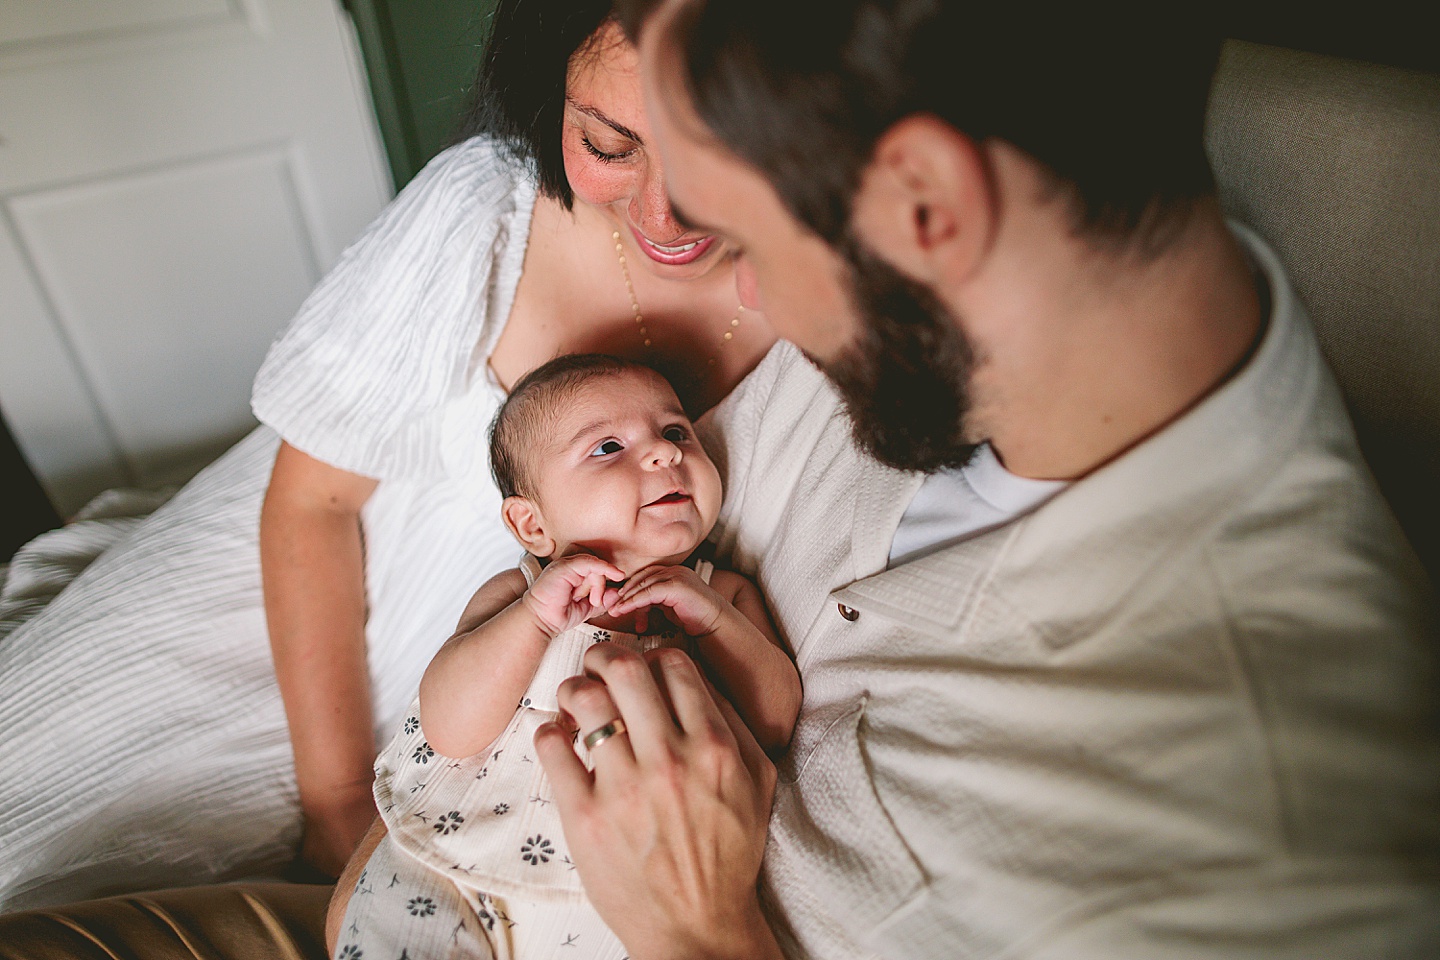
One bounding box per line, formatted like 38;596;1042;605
648;441;682;466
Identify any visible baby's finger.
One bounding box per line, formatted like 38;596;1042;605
617;564;662;593
618;568;668;604
565;553;626;582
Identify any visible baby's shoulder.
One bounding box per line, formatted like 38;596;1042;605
477;565;529;601
452;566;529;635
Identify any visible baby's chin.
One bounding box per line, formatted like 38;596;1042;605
611;538;709;577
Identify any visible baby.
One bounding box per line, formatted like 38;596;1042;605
331;354;801;960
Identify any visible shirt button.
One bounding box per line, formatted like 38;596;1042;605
837;603;859;622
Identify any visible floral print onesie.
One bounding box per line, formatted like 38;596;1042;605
333;556;713;960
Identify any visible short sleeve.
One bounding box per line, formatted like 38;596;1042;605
251;137;536;481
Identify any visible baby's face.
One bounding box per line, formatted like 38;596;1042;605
528;369;722;574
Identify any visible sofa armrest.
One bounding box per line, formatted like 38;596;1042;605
0;882;331;960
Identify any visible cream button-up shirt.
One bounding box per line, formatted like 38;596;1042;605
700;226;1440;958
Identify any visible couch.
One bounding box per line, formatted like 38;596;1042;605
1;37;1436;960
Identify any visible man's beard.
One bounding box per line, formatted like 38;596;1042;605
819;236;980;473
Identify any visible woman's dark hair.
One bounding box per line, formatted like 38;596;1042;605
462;0;617;208
622;0;1222;250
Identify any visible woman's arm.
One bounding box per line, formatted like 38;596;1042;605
260;440;379;877
609;567;801;754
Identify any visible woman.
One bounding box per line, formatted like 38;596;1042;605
0;0;772;910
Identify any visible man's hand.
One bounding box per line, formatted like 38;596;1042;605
534;643;785;960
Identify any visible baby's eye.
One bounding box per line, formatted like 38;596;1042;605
589;439;624;457
662;425;689;443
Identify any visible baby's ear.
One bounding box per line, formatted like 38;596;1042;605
501;496;555;558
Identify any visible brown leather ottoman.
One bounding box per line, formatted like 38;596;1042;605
0;883;332;960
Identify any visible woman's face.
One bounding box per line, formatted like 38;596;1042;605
561;21;733;280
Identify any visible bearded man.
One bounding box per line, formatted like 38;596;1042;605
533;4;1440;959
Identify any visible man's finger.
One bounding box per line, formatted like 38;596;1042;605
556;673;638;769
579;642;680;764
646;646;730;743
534;720;594;809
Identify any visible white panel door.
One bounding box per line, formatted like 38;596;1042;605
0;0;392;515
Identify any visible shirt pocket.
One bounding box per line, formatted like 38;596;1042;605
763;696;927;952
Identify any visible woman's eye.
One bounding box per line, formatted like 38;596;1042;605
663;426;689;443
589;439;624;457
581;134;636;164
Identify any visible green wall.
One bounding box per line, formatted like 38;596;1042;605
344;0;500;190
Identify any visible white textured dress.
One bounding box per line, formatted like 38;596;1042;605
0;137;538;911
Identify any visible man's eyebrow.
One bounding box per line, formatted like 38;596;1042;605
565;98;644;145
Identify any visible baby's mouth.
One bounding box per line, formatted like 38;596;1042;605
644;491;692;507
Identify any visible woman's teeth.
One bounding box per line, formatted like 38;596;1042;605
647;238;700;254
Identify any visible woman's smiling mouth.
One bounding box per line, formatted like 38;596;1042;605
630;226;716;265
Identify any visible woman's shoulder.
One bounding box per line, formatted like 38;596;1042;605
408;135;538;213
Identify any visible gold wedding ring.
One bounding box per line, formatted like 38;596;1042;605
582;718;628;751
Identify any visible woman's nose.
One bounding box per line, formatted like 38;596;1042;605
628;159;684;241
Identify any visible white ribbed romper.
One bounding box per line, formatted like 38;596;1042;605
0;137;539;910
334;556;715;960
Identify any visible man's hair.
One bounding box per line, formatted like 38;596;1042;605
619;0;1223;249
460;0;616;209
490;354;654;500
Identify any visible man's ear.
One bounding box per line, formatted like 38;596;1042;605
850;114;996;287
501;496;555;558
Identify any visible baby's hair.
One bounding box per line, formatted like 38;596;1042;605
490;353;660;499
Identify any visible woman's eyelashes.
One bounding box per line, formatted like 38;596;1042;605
580;134;636;164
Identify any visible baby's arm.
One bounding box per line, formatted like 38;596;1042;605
419;554;623;758
610;567;801;754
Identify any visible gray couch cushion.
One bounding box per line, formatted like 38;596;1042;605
1206;40;1440;582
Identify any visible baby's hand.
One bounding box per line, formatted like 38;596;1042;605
523;554;625;637
609;565;726;636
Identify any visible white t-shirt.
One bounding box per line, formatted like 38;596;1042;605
889;444;1066;567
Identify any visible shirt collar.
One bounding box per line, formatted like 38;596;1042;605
835;223;1334;637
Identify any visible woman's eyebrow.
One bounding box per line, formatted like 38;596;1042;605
565;99;644;145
